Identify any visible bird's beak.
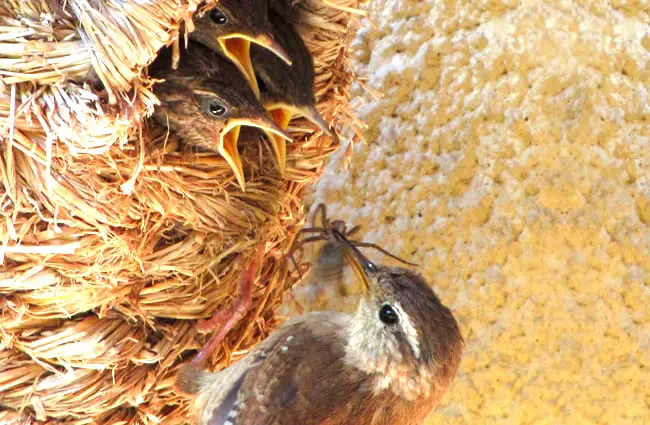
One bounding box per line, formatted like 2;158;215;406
266;103;334;137
264;103;335;172
265;106;294;173
218;34;292;99
297;104;335;138
250;33;293;66
219;116;292;191
333;229;376;292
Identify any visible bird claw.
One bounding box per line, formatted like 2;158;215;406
192;245;265;365
196;310;230;334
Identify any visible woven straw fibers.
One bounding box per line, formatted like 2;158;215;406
0;0;363;423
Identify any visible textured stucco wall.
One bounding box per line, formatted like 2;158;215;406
299;1;650;424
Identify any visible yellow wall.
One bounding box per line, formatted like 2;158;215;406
302;1;650;423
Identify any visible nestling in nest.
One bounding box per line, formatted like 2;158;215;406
146;0;341;367
0;0;363;423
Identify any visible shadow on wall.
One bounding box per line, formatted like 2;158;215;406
302;1;650;424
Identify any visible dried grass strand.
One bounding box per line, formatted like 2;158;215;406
0;0;364;423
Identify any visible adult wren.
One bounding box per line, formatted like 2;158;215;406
149;42;291;191
251;10;334;172
177;230;464;425
189;0;292;98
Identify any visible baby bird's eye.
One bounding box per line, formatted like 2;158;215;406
202;98;227;117
209;9;228;25
379;304;398;325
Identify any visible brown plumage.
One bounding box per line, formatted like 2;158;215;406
148;42;291;191
189;0;292;98
268;0;303;25
250;10;334;172
177;229;464;425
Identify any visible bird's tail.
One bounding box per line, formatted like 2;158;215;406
176;362;207;394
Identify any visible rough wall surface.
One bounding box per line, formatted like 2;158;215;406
304;1;650;423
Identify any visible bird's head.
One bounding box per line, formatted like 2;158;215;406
190;0;292;97
150;47;291;190
251;11;333;138
336;232;464;401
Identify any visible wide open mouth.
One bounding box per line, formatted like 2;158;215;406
261;103;335;173
219;34;292;98
265;103;334;137
219;117;292;191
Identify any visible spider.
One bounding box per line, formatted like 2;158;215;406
288;203;417;280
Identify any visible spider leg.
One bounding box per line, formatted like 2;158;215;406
293;226;330;235
352;241;419;267
296;235;329;247
289;234;330;261
313;203;329;228
288;234;331;281
290;251;308;280
287;228;329;258
345;225;362;237
287;227;327;260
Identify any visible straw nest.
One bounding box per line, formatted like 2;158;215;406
0;0;363;423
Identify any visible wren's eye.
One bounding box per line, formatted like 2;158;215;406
379;304;398;325
209;9;228;25
206;99;227;117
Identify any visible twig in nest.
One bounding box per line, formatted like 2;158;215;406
322;0;367;16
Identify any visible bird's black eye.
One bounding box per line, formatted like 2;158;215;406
209;9;228;25
207;100;227;117
379;304;398;325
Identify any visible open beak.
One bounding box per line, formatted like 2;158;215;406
332;229;376;292
267;103;334;136
297;104;335;137
264;103;335;172
219;34;292;99
266;107;294;173
219;116;292;191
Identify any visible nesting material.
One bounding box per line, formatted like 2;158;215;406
0;0;363;423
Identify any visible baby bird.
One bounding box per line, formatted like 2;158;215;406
190;0;292;98
149;43;291;191
177;230;463;425
251;10;334;171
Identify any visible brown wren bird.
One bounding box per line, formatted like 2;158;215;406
149;42;291;191
189;0;292;98
177;229;464;425
251;10;334;172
